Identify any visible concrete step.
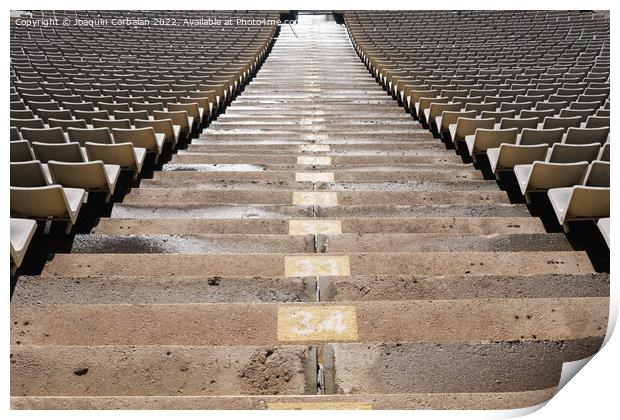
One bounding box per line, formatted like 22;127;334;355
10;390;557;410
323;341;600;394
11;345;317;396
11;298;606;346
121;189;511;206
92;217;546;236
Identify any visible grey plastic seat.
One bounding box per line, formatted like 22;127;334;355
21;127;67;144
597;218;610;247
514;161;590;195
10;140;35;162
153;110;193;140
464;128;518;157
563;127;610;145
10;185;85;229
497;117;539;132
31;142;86;163
436;110;476;138
10;118;45;130
67;127;114;146
585;116;610;129
10;218;38;272
548;186;610;224
48;160;120;197
488;143;549;174
10;160;51;187
85;142;146;176
546;143;602;164
48;118;89;131
518;128;565;146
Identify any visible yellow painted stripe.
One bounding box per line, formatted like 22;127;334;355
295;172;335;182
277;305;358;341
289;220;342;235
284;255;350;277
297;156;332;165
268;402;372;410
292;191;338;206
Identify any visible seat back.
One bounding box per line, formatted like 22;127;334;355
585;116;610;129
496;144;549;170
547;143;601;164
519;128;565;146
67;127;113;146
542;116;583;131
11;118;45;130
10;140;35;162
564;127;610;145
21;127;67;144
112;127;158;151
583;161;610;187
113;110;149;124
529;161;589;190
153;110;190;132
32;142;85;163
48;118;88;131
439;110;477;132
454;117;495;140
565;186;610;220
135;119;175;142
598;143;610;162
93;118;132;130
499;117;538;132
10;185;71;220
472;128;518;153
10;160;48;187
85;142;138;169
480;110;516;123
48;160;109;190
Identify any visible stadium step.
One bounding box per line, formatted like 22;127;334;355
11;15;607;410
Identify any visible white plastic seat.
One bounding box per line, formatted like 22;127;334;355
10;218;38;271
546;143;602;164
597;218;610;247
21;127;67;144
31;142;86;163
488;144;549;173
85;142;146;175
449;117;495;143
10;160;51;187
514;161;589;195
10;185;85;228
548;186;610;224
465;128;518;157
67;127;114;146
517;128;564;146
48;160;120;196
112;127;165;156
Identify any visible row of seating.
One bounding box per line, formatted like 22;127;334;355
344;10;610;245
9;10;280;282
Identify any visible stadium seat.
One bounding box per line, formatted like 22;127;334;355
10;185;85;231
31;142;86;163
514;161;590;195
10;218;37;274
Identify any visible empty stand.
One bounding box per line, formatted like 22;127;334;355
9;10;610;411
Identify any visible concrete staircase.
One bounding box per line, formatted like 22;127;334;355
11;16;608;410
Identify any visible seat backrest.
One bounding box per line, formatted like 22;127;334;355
419;96;448;113
134;118;175;140
10;118;45;130
132;102;165;115
168;102;200;120
454;117;495;139
153;110;190;131
565;186;610;220
519;128;565;146
10;185;70;219
429;102;462;120
10;140;35;162
583;161;610;187
21;127;66;144
32;142;85;163
598;143;610;162
48;118;88;131
37;109;72;123
113;110;149;124
112;127;157;150
480;110;516;123
48;160;108;190
542;116;583;131
74;110;110;124
85;142;137;169
93;118;132;130
10;160;48;187
472;128;518;152
67;127;113;146
529;161;589;190
499;117;539;132
547;143;602;164
497;144;549;169
564;127;610;145
585;116;610;129
10;127;22;141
